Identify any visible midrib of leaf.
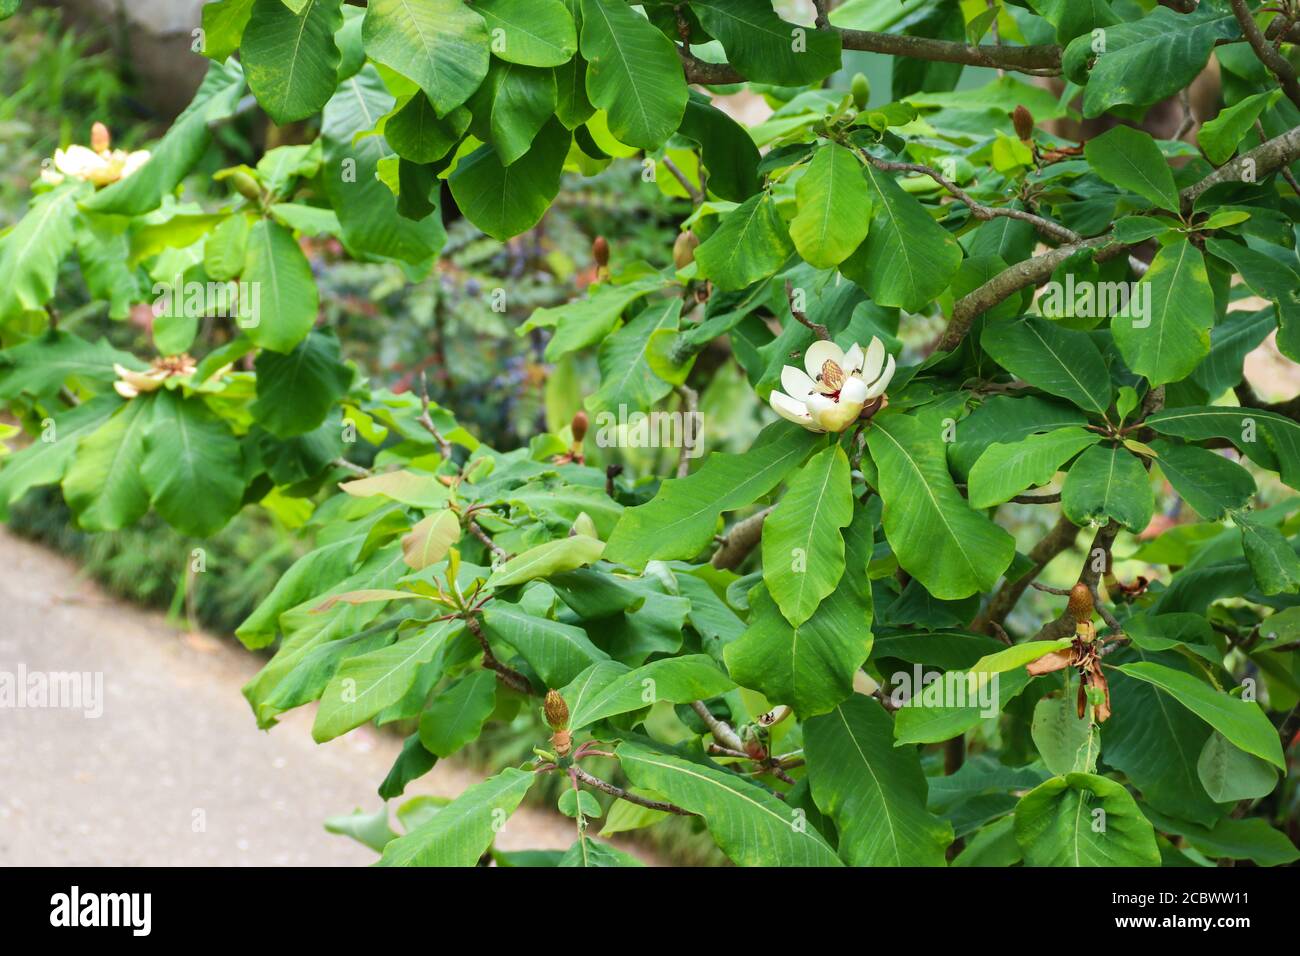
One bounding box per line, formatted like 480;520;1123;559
98;402;149;517
587;0;654;140
345;624;448;714
867;167;922;301
1151;240;1193;373
834;703;903;864
697;2;788;43
568;664;619;725
480;5;565;57
278;0;319;117
634;752;810;835
5;188;77;296
787;454;839;616
1024;321;1102;413
602;301;676;400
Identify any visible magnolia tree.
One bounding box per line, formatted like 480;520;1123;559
2;0;1300;868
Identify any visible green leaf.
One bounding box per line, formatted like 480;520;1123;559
616;742;842;866
1147;405;1300;489
202;0;256;61
474;0;577;67
1149;439;1255;520
689;0;841;86
579;0;687;150
204;212;251;281
1197;731;1278;803
1061;443;1153;533
1237;511;1300;596
1116;660;1285;770
486;534;605;589
1146;809;1300;867
523;273;668;360
693;192;794;292
241;0;342;123
559;835;643;866
761;444;853;626
0;397;119;517
1083;125;1179;212
142;390;244;537
82;61;246;216
377;766;535;866
789;143;871;269
418;670;498;757
361;0;489;115
949;395;1087;481
448;118;571;240
0;330;141;401
378;732;437;799
481;601;609;687
1112;237;1214;387
1031;694;1099;776
1013;772;1160;866
587;298;681;413
557;788;603;818
324;806;397;852
252;331;353;436
1198;89;1283;166
313;619;465;741
1204;237;1300;363
726;505;873;718
605;422;822;568
0;185;83;323
804;696;953;866
62;395;156;532
401;509;462;570
241;218;320;353
561;655;735;729
968;427;1100;508
384;95;470;164
867;412;1015;600
1061;6;1240;118
677;92;761;203
980;316;1112;416
839;163;962;313
468;61;558;166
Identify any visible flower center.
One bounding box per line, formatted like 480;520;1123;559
819;359;845;398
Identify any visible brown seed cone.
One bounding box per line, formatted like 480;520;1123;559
544;688;570;731
673;230;699;269
1067;582;1094;624
592;236;610;268
570;410;589;444
1012;105;1034;142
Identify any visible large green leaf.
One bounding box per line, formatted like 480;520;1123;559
241;218;320;353
62;395;156;532
693;192;794;292
1116;660;1285;770
587;298;680;413
1030;694;1099;776
761;444;853;626
867;412;1015;600
1060;443;1153;533
949;395;1087;481
789;143;871;269
0;396;121;518
448;118;571;241
418;670;498;757
1013;772;1160;866
252;331;353;436
616;742;843;866
0;330;141;401
605;421;823;568
481;601;609;687
141;390;245;537
361;0;489;115
313;619;464;741
522;273;668;361
241;0;342;123
0;185;84;323
1205;237;1300;363
1082;125;1179;212
840;163;962;313
485;534;605;589
1146;810;1300;867
1112;238;1214;387
1197;731;1278;804
382;95;470;165
579;0;687;150
561;655;735;729
689;0;841;85
468;60;557;166
201;0;255;61
377;767;535;866
1146;405;1300;489
1149;439;1255;520
1198;89;1283;166
677;92;761;202
967;426;1099;508
726;505;874;718
474;0;577;67
1061;6;1240;118
804;695;953;866
82;61;246;216
1237;511;1300;596
980;316;1112;416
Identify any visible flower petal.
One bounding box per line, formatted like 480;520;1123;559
864;354;896;400
843;342;864;375
780;364;817;398
802;340;845;381
770;391;821;431
840;376;868;404
860;337;885;385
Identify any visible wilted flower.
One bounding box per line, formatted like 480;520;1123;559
113;354;199;399
40;122;150;187
769;338;895;433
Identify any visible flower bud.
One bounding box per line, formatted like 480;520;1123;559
544;689;570;731
673;230;699;269
592;235;609;268
91;121;111;154
1012;105;1034;143
571;410;588;444
851;73;871;111
1067;582;1093;624
230;170;261;201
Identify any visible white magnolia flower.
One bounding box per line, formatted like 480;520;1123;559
40;123;150;187
113;355;199;399
769;338;895;433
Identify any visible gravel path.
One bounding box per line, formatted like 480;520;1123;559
0;530;644;866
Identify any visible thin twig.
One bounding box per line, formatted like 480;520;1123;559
1230;0;1300;110
569;766;694;816
691;700;747;753
465;613;531;695
416;371;454;461
675;384;699;478
784;279;831;339
661;155;702;204
331;457;373;478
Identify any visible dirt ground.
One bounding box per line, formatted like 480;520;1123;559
0;530;651;866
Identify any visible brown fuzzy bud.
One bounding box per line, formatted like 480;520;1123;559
91;121;111;154
592;236;610;268
570;410;588;444
544;689;570;731
1067;583;1094;624
673;230;699;269
1012;105;1034;143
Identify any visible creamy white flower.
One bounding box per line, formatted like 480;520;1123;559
768;338;895;433
40;134;150;188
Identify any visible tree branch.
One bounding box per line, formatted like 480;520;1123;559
971;514;1079;635
710;506;772;569
1230;0;1300;110
785;279;830;339
691;700;747;753
465;613;531;695
569;766;694;816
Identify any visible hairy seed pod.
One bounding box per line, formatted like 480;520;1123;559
1012;105;1034;143
673;230;699;269
592;235;610;268
1068;582;1094;624
91;121;111;154
544;689;570;731
851;73;871;111
571;410;589;444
